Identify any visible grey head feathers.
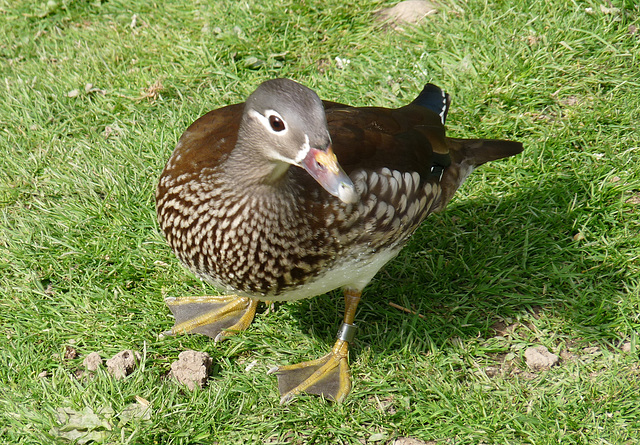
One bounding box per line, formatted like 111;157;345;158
239;78;332;164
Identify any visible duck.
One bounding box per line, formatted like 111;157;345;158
156;78;523;403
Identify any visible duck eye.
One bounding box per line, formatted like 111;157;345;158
268;115;286;132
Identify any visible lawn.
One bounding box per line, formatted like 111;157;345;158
1;0;639;443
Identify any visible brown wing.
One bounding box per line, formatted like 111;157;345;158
160;103;244;180
324;101;449;180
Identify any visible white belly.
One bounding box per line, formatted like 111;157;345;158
261;246;402;302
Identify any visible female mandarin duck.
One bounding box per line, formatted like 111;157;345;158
156;79;522;403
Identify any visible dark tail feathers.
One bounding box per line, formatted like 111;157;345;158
449;138;524;166
412;83;450;125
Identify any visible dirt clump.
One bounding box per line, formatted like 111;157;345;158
83;352;103;372
525;346;559;371
169;350;213;390
106;350;141;379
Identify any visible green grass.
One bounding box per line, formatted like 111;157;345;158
1;0;639;443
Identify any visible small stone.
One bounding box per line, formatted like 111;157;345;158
621;342;632;353
66;89;80;98
106;350;140;379
169;350;213;390
244;360;257;372
83;352;103;372
38;370;49;378
525;346;559;371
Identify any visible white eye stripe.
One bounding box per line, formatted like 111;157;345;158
294;135;311;164
248;109;289;136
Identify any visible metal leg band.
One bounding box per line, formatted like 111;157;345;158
336;322;357;343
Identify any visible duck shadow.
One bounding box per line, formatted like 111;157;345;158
285;175;618;356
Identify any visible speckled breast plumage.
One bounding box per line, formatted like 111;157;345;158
156;155;442;300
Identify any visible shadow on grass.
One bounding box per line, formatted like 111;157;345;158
284;175;628;356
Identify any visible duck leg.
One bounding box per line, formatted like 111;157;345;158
268;288;361;404
163;295;259;342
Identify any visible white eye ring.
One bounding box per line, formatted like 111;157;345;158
248;109;289;136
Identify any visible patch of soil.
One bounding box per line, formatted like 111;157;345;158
106;350;141;379
525;346;559;371
169;350;213;390
83;352;103;372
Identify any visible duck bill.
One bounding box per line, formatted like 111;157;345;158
301;146;358;204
